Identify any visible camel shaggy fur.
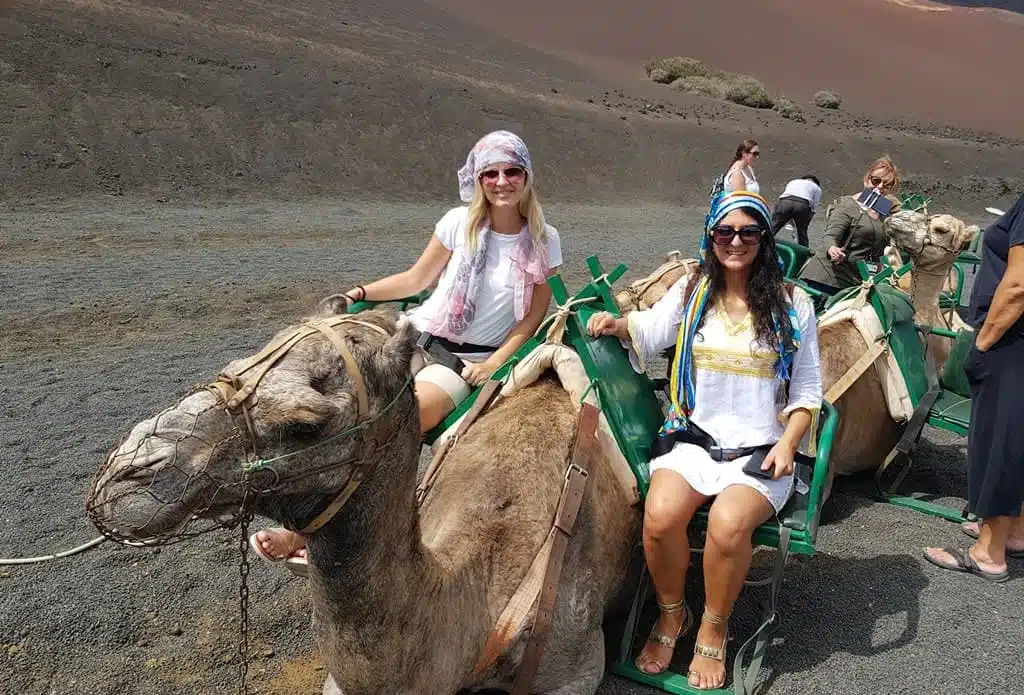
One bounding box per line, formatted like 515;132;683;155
89;304;639;695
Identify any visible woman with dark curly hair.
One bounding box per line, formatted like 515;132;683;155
587;191;821;689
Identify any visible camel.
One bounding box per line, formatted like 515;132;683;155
614;211;978;480
88;303;639;695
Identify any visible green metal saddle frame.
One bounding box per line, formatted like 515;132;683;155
825;261;973;523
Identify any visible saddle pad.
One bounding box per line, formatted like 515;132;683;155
819;288;915;422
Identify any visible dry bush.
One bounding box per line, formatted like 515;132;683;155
773;97;805;122
671;75;727;99
724;76;774;109
812;90;842;109
649;56;780;109
645;56;711;83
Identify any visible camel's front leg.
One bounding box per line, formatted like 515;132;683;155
536;627;605;695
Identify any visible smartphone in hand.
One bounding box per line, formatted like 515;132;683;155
741;447;775;480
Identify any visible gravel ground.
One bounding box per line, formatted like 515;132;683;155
0;198;1017;695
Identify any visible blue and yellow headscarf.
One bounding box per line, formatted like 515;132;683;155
662;191;801;436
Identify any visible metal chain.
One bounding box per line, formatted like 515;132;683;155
237;513;253;695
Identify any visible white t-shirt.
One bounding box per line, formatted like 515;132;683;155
723;165;759;195
780;179;822;211
408;206;563;349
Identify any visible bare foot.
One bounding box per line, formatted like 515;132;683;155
688;618;727;690
636;607;686;675
924;546;1006;575
255;528;307;560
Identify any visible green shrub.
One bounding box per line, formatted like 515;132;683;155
773;97;805;122
671;75;728;99
649;67;673;84
812;90;842;109
645;56;711;83
724;76;774;109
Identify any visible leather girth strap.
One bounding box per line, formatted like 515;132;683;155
416;378;503;506
471;402;597;692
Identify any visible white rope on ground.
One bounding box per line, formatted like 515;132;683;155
0;535;109;565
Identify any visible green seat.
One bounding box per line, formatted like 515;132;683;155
928;390;970;437
940;329;973;398
776;239;814;280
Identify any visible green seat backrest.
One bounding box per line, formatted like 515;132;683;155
776;239;814;279
941;329;974;398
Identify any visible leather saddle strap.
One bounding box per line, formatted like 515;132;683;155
823;337;887;405
416;378;503;506
306;319;369;421
509;403;596;695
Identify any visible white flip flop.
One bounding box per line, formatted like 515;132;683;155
248;528;309;578
985;207;1005;216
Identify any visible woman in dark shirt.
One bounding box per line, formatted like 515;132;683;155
801;156;901;288
924;194;1024;583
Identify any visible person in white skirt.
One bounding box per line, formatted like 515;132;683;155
587;190;821;689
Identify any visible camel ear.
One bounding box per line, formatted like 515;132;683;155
965;224;981;244
666;250;682;262
374;314;415;382
317;294;352;316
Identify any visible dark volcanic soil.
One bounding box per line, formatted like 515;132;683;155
3;1;1022;208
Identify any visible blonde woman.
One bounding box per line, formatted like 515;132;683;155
251;130;563;566
802;155;901;289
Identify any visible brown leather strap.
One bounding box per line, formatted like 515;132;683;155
824;337;887;404
416;378;503;506
509;403;596;695
306;319;369;419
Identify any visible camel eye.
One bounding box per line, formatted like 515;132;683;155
281;422;322;441
310;375;329;394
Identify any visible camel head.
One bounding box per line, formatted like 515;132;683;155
613;251;698;314
884;211;979;274
87;299;418;543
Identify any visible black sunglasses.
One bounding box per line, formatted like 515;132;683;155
748;150;760;157
479;166;525;183
711;225;763;245
869;175;891;188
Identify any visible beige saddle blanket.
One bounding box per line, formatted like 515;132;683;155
818;295;914;422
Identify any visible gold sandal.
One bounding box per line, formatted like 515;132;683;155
636;598;695;675
689;610;729;689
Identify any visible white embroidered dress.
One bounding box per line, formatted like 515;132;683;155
625;275;822;512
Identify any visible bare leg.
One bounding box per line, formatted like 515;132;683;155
636;469;710;675
689;485;773;690
962;506;1024;553
415;381;456;433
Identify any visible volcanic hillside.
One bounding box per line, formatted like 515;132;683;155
3;0;1022;207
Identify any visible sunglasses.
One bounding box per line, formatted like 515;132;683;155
711;225;764;245
479;167;525;184
869;176;892;188
748;150;760;157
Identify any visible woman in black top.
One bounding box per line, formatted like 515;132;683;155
924;195;1024;583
